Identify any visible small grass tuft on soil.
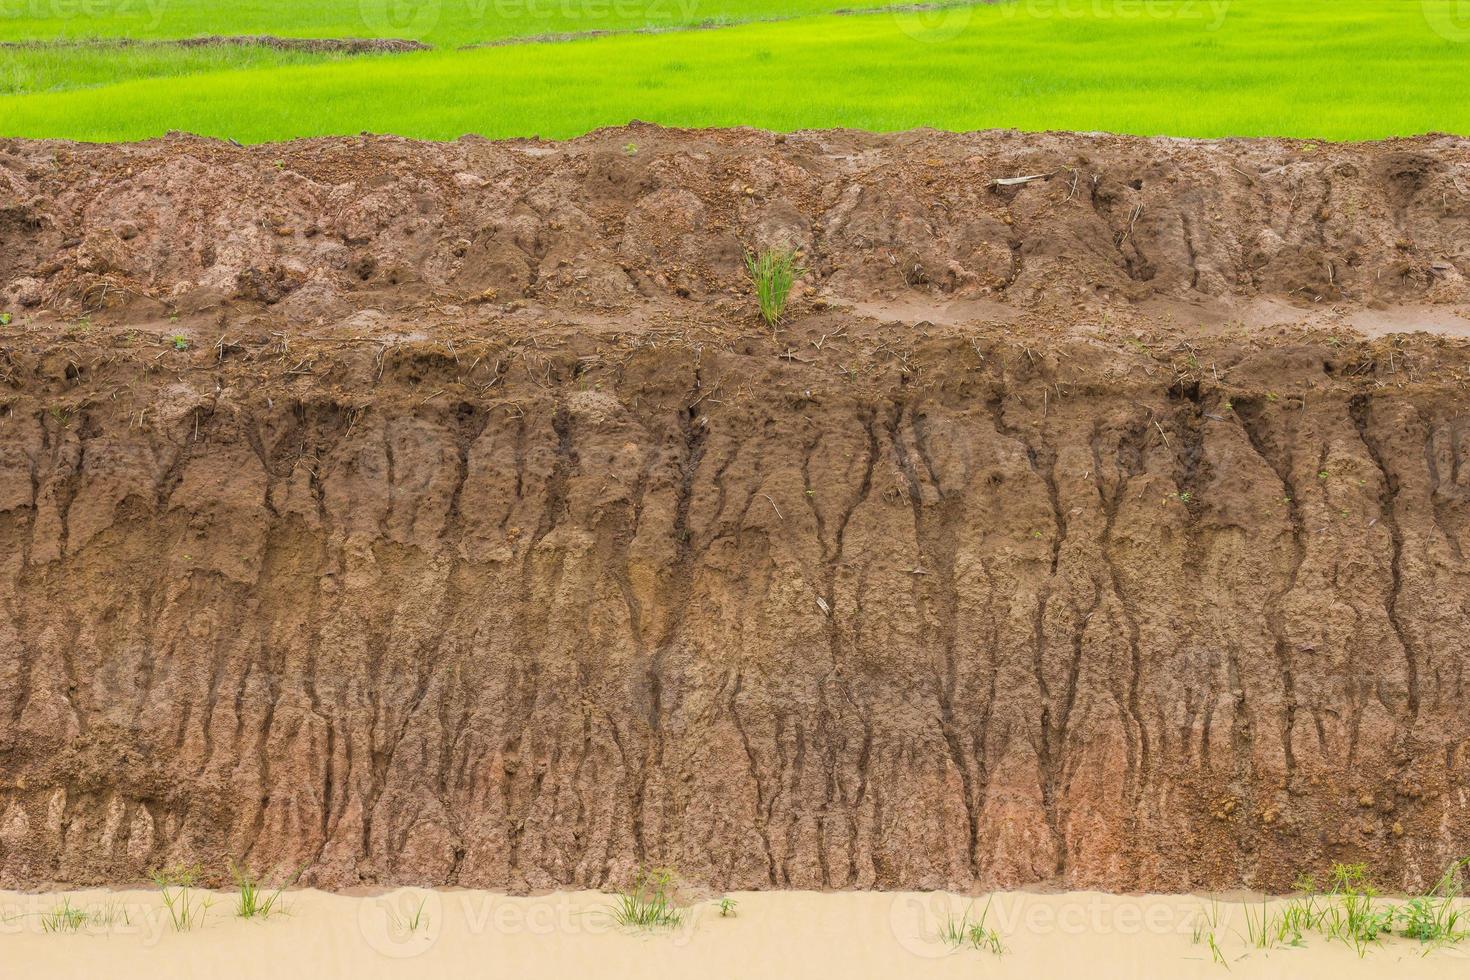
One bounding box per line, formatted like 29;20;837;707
939;897;1004;955
230;858;302;920
151;863;213;932
39;897;91;934
744;247;802;329
608;867;684;930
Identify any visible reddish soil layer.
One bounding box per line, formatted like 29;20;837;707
1;126;1470;892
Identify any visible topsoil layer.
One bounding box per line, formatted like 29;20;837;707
2;125;1470;893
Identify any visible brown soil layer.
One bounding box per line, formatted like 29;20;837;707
2;126;1470;893
0;36;430;54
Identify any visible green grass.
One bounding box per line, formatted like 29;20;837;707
939;897;1005;954
1396;858;1470;947
230;859;301;920
151;864;213;932
1190;900;1229;966
384;894;430;933
744;247;803;329
1;42;353;95
37;898;131;933
1322;864;1398;956
607;867;684;930
1195;860;1470;963
0;0;925;98
39;897;91;934
3;1;1469;142
0;0;913;47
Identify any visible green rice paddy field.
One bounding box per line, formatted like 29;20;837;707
1;0;1469;142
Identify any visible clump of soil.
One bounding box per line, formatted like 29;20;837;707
0;126;1469;894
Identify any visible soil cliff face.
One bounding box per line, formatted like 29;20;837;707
4;125;1469;317
2;127;1470;893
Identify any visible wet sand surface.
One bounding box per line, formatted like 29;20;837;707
2;888;1464;978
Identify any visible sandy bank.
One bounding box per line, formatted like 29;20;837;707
3;888;1466;978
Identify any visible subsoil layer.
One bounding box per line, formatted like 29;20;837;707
2;125;1470;893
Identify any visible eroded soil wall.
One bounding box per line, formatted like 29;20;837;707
1;128;1470;892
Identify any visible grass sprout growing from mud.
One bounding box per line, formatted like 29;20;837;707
939;897;1004;955
1396;857;1469;947
91;901;131;927
608;867;684;930
40;897;90;934
230;858;302;920
151;863;213;932
38;898;130;934
1243;894;1305;950
1196;858;1470;965
386;896;430;933
1191;900;1227;967
743;247;802;329
1317;863;1395;956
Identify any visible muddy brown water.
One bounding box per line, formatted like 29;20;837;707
1;126;1470;894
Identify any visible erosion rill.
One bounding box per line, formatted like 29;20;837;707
2;126;1470;894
